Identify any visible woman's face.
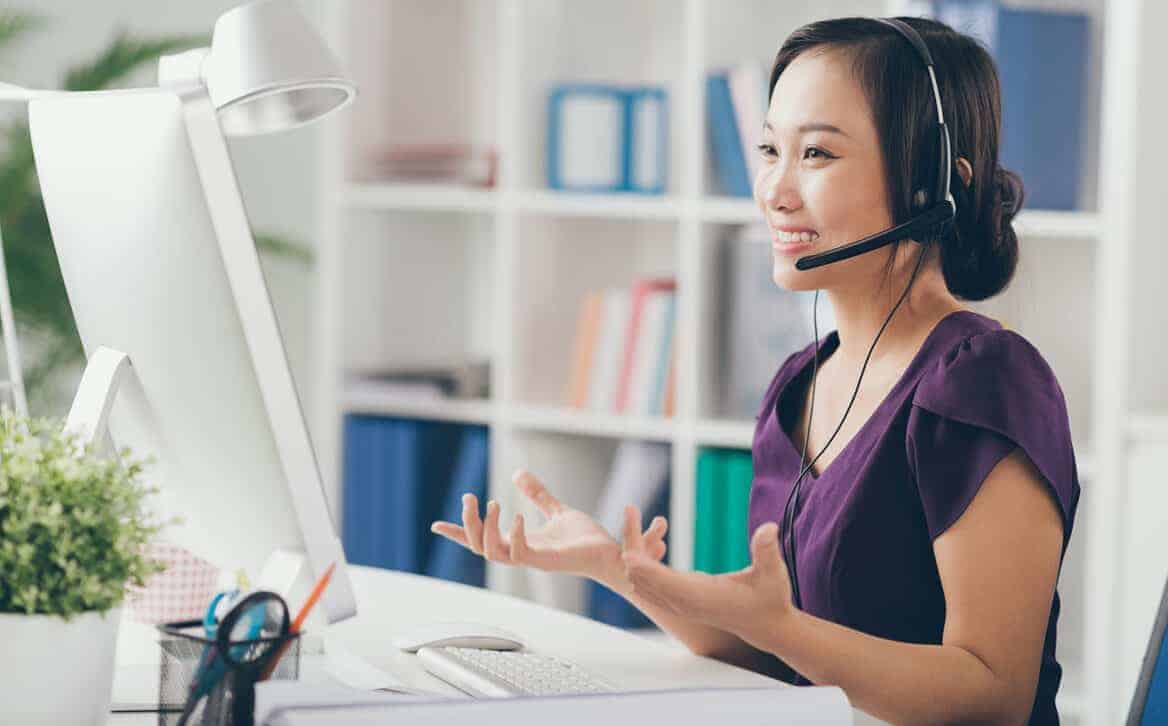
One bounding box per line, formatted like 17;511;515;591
754;48;897;292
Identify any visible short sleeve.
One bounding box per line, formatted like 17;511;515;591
905;329;1080;544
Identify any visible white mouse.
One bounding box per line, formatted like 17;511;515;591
392;622;527;653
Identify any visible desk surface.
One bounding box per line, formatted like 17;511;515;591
112;565;882;724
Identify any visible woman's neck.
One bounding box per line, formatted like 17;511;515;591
822;260;965;372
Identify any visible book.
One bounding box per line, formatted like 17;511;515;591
425;425;489;587
706;72;751;197
588;289;632;412
693;449;727;574
648;292;677;417
722;450;754;572
363;143;497;187
616;278;676;413
565;292;604;408
926;0;1088;210
627;88;669;194
727;60;767;185
341;417;461;574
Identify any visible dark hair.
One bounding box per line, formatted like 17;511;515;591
768;16;1024;301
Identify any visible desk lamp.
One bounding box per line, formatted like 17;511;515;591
27;0;360;622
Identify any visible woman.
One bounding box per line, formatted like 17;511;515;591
432;16;1079;725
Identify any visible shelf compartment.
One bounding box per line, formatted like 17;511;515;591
512;215;678;409
343;0;498;183
514;0;684;193
340;209;496;380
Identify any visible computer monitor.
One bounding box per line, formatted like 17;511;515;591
27;83;356;622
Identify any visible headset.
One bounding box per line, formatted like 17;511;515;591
779;17;958;611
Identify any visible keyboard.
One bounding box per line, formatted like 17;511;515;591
415;646;616;698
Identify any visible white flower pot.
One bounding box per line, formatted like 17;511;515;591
0;606;122;725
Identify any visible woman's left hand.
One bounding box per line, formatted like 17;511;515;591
620;506;796;649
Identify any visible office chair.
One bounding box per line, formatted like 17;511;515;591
1127;576;1168;724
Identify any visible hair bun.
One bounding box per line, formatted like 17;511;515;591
939;164;1023;301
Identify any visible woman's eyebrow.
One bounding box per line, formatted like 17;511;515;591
762;120;850;138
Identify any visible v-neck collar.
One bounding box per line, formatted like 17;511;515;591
773;309;991;481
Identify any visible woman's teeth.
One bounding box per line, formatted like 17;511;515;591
777;231;820;243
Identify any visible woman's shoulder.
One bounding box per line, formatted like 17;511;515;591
912;312;1066;417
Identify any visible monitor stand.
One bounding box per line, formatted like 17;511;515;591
64;345;319;625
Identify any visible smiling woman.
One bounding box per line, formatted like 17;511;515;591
431;15;1080;726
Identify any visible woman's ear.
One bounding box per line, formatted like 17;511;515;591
955;157;973;188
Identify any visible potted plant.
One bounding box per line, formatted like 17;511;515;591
0;407;165;725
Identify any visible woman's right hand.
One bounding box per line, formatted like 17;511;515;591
430;469;668;585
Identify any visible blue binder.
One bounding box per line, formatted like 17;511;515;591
932;0;1087;210
706;73;751;197
341;416;461;574
547;83;669;194
425;425;489;587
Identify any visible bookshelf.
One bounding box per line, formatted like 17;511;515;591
312;1;1162;723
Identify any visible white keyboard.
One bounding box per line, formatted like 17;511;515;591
416;646;616;698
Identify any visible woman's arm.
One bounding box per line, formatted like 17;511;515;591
754;448;1064;725
596;561;792;679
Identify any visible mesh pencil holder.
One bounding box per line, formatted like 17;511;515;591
157;619;301;726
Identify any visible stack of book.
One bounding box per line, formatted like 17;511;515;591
361;143;498;188
694;448;754;574
341;416;489;587
564;278;677;418
706;61;768;197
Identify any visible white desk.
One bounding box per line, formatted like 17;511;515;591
111;565;882;724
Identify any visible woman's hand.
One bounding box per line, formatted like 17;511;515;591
430;470;667;584
620;508;796;650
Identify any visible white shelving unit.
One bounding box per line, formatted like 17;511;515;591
311;2;1168;724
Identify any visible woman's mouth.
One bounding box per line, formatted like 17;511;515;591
773;230;820;253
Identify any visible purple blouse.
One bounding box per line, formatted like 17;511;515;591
747;310;1080;725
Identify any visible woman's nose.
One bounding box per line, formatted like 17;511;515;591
755;163;801;213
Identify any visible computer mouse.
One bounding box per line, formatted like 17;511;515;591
392;622;527;653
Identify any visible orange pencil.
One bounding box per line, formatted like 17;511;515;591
260;561;336;680
291;561;336;633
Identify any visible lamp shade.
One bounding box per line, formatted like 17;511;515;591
203;0;355;136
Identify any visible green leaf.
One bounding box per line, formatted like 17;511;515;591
255;233;314;264
63;31;207;91
0;11;45;56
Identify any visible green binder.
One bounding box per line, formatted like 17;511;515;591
722;450;754;572
693;449;726;573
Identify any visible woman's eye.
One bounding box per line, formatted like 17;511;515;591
804;146;834;160
756;143;777;157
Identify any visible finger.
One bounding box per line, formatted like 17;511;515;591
482;500;511;563
751;522;783;575
430;522;471;548
508;513;528;564
462;494;484;555
651;540;667;561
622;505;644;551
514;470;565;518
642;515;668;546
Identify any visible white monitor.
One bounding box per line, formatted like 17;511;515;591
28;84;356;622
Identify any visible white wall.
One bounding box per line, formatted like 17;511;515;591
0;0;326;411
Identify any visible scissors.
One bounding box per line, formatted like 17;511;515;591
178;590;290;725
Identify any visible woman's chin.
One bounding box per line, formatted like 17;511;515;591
771;260;821;291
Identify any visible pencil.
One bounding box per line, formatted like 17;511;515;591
259;561;336;681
